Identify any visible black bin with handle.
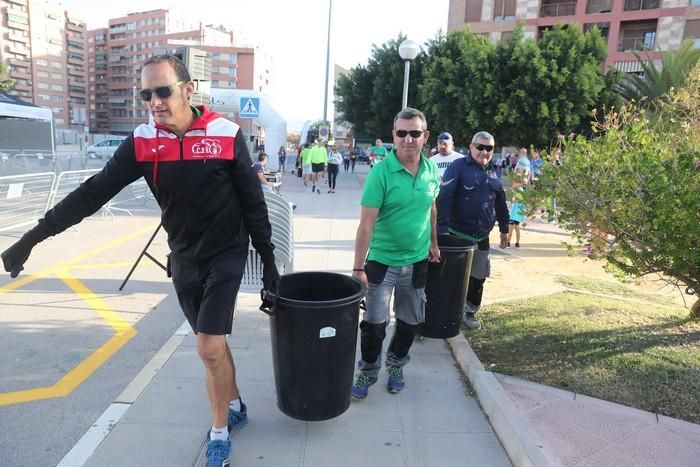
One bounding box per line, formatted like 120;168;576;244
422;235;477;338
260;272;365;421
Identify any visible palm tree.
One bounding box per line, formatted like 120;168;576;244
615;39;700;108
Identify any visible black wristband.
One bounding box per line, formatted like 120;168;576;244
352;268;364;272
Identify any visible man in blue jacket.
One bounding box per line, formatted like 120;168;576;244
436;131;508;330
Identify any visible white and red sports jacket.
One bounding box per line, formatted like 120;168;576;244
42;106;274;263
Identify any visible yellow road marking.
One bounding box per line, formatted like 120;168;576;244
0;222;159;297
0;223;160;405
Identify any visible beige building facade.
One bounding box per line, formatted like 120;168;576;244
448;0;700;72
1;0;89;131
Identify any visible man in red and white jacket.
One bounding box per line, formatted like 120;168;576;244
2;54;277;466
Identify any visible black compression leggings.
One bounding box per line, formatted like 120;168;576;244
328;164;339;189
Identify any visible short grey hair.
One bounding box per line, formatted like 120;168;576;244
393;107;428;131
471;131;494;144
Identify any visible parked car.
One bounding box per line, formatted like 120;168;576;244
86;138;125;159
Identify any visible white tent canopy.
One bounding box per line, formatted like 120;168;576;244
0;92;52;121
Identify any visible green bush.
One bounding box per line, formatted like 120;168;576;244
526;65;700;317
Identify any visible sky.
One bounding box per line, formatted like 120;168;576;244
54;0;450;132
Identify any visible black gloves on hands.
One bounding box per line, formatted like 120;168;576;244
2;235;37;278
262;258;280;293
1;224;50;278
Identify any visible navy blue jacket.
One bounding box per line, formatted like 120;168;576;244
436;155;509;239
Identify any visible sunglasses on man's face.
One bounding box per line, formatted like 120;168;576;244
474;144;494;152
395;129;424;138
139;81;185;102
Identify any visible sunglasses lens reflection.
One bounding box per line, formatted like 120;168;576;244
139;86;173;102
476;144;494;152
396;130;423;138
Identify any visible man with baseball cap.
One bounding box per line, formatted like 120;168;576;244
430;132;464;179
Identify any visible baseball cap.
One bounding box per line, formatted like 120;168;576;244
437;132;453;141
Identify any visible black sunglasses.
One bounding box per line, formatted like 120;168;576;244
474;144;494;152
139;81;184;102
395;129;424;138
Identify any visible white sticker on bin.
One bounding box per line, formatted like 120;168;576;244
319;327;336;338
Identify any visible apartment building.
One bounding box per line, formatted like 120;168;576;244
447;0;700;71
87;8;267;134
1;0;89;130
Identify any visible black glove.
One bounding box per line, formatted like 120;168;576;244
261;258;280;293
1;224;51;278
2;237;35;278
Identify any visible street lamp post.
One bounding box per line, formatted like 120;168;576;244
398;39;420;110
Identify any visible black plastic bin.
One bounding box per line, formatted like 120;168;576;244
260;272;365;421
422;235;477;338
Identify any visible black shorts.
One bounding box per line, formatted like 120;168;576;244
312;163;325;173
509;220;520;225
170;251;246;335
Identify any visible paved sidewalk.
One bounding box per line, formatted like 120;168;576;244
60;163;700;467
77;165;512;467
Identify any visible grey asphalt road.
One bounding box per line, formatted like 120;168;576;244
0;207;187;467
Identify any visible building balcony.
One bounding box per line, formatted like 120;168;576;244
9;70;31;80
618;35;656;52
586;0;612;14
540;1;577;17
8;57;30;66
623;0;660;11
14;82;31;91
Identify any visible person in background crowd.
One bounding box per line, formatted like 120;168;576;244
277;145;286;173
368;138;388;168
327;144;342;193
429;132;464;180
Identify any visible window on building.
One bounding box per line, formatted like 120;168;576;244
684;19;700;47
493;0;517;20
38;82;49;89
37;71;49;78
51;72;63;80
464;0;482;22
51;84;64;91
623;0;660;10
586;0;613;13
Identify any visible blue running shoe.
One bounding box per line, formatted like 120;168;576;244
228;401;248;432
205;438;230;467
386;366;405;394
351;373;378;400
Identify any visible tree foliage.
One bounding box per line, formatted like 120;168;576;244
616;40;700;109
0;64;16;92
335;34;428;140
525;64;700;317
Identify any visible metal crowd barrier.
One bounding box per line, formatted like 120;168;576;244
0;172;56;232
0;166;158;233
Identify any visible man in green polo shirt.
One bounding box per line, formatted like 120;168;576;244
351;107;441;400
368;138;388;168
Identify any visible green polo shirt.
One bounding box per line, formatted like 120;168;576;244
370;145;388;162
361;152;440;266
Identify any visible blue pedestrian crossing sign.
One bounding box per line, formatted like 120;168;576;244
239;97;260;118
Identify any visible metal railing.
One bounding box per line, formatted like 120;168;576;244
0;166;156;232
618;36;656;52
540;2;577;16
623;0;660;10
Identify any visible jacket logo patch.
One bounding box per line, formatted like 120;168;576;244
191;138;223;157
